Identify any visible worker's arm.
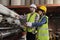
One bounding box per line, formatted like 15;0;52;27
26;17;47;27
32;17;47;27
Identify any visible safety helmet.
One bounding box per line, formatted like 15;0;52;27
30;4;37;9
39;6;47;13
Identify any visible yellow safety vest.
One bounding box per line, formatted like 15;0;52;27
36;15;49;40
27;12;37;33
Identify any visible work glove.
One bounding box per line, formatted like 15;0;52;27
26;22;32;27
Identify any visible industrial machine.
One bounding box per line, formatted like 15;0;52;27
0;4;24;40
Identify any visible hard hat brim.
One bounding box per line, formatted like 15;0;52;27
37;9;44;12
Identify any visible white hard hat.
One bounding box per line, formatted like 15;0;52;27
30;4;37;9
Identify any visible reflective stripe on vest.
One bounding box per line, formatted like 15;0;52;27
38;28;48;30
39;34;49;36
27;13;37;32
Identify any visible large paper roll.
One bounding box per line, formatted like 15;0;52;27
34;0;39;5
53;0;60;4
21;0;25;5
45;0;53;4
25;0;30;5
40;0;45;4
11;0;21;5
0;0;9;6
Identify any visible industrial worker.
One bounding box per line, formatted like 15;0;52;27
26;5;49;40
26;4;39;40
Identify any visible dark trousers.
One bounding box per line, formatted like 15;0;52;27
27;32;35;40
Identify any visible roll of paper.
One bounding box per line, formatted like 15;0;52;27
11;0;21;5
0;0;9;6
21;0;25;5
34;0;39;5
40;0;45;4
45;0;53;4
53;0;60;4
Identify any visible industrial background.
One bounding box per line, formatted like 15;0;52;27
0;0;60;40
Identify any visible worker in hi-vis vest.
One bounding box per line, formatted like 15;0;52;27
26;4;39;40
26;5;49;40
